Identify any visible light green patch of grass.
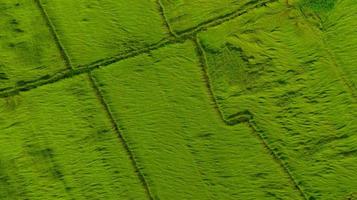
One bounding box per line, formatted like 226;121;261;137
92;41;303;200
0;0;66;91
198;1;357;199
0;75;147;199
40;0;169;67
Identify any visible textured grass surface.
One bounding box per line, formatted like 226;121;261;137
0;0;66;91
41;0;169;66
92;41;302;200
0;75;147;199
198;0;357;199
0;0;356;199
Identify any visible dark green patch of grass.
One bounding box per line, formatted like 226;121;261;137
300;0;336;12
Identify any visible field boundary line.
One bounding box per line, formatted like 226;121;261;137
0;0;280;98
87;72;154;200
194;37;309;200
193;38;227;123
0;38;176;98
176;0;277;38
33;0;74;70
79;38;173;72
157;0;178;37
247;121;308;200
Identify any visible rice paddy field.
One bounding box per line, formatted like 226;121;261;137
0;0;356;199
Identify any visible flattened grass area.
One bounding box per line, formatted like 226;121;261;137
40;0;169;66
0;75;147;199
0;0;66;91
92;41;302;200
198;0;357;199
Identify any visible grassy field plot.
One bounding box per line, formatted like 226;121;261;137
0;75;148;199
92;41;303;200
197;1;357;199
40;0;169;67
0;0;67;91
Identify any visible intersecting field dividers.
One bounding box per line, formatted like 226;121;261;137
155;0;309;195
33;1;155;199
155;2;309;198
0;0;278;98
4;0;308;199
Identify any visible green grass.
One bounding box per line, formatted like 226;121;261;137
0;0;356;199
0;0;66;91
0;75;147;199
92;41;303;200
198;0;357;199
40;0;169;67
